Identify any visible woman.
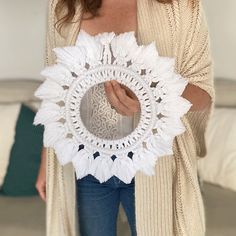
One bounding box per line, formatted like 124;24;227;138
36;0;215;235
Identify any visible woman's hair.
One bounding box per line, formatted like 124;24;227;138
54;0;174;34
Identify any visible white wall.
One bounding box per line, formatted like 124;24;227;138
0;0;47;80
0;0;235;81
203;0;236;80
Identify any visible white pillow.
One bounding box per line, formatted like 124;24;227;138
0;104;21;186
197;108;236;192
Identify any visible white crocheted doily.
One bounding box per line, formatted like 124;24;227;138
33;30;192;184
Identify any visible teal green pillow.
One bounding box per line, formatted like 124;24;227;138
0;104;44;196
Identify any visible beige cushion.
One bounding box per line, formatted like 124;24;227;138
198;108;236;192
215;79;236;107
0;104;21;187
0;79;42;104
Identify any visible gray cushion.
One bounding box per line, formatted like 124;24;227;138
214;78;236;108
0;79;42;104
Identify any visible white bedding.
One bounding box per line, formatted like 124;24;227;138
198;108;236;192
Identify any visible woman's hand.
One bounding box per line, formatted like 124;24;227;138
182;83;212;111
104;80;140;116
35;147;47;202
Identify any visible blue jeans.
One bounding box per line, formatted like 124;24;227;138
75;174;137;236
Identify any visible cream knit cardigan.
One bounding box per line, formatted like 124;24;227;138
44;0;215;235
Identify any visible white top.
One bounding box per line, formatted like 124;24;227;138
80;82;135;141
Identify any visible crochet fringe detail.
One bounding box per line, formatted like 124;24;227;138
34;30;191;184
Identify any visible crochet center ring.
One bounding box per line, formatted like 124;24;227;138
66;65;156;156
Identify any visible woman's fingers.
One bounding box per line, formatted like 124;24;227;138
104;81;133;116
111;80;140;113
104;81;131;115
36;149;47;202
36;179;46;202
120;83;138;100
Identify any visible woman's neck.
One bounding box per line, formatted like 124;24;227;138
79;0;137;36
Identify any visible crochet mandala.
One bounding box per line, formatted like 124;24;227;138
33;30;192;184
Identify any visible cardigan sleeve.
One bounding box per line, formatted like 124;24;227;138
177;0;215;158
